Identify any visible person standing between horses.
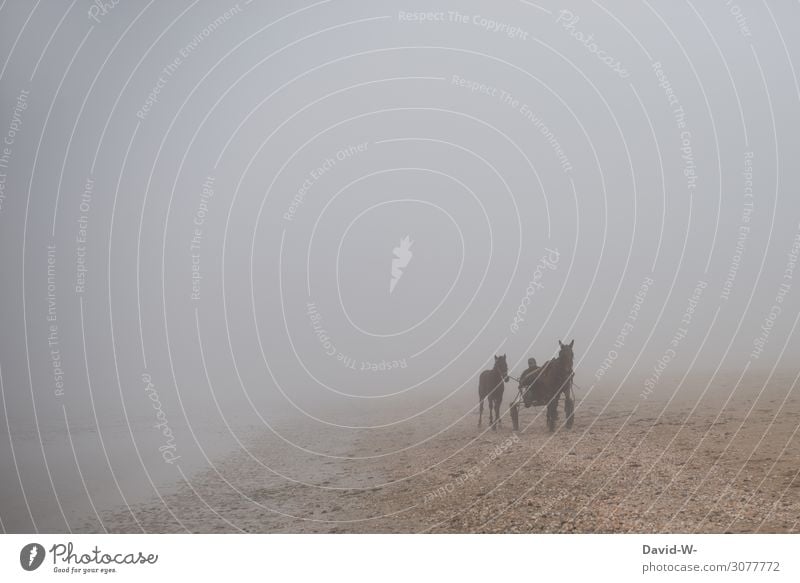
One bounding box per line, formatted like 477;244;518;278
519;357;538;389
516;357;540;406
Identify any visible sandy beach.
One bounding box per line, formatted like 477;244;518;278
90;371;800;534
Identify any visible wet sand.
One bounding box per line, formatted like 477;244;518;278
96;373;800;533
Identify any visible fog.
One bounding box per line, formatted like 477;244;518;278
1;0;799;532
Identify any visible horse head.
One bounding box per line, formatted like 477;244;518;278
495;354;509;382
557;339;575;372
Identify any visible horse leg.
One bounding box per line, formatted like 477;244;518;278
547;395;559;433
478;396;483;427
494;398;502;429
565;392;575;429
510;402;519;431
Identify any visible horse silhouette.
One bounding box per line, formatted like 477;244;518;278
479;354;508;429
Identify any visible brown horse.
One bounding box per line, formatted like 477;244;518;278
522;340;575;431
479;354;508;429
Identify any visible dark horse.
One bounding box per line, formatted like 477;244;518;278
479;354;509;429
522;340;575;432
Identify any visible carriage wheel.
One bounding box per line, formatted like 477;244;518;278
510;403;519;432
565;395;575;429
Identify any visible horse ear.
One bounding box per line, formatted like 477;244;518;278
559;340;563;347
494;355;499;361
569;339;574;347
